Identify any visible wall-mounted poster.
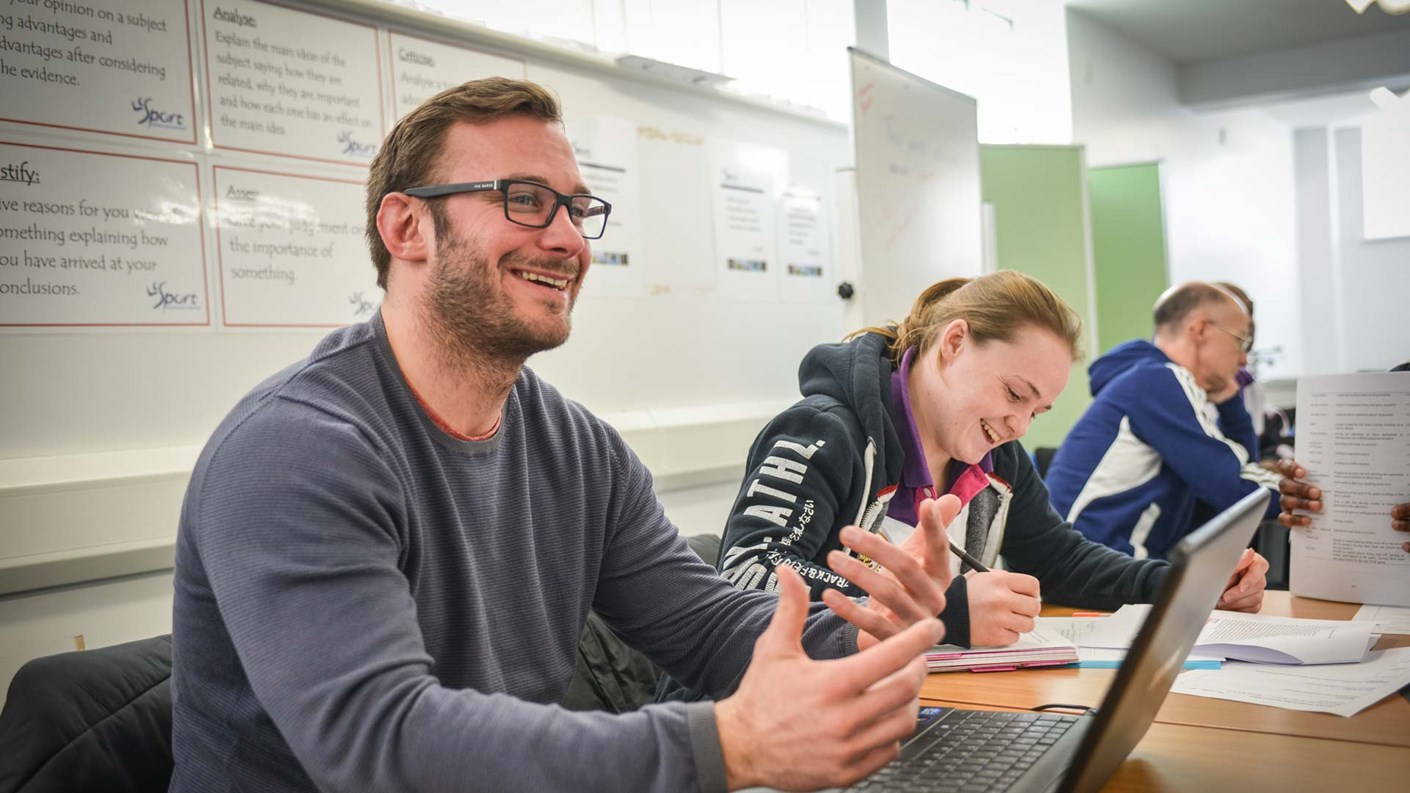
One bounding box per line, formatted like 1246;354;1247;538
0;141;207;327
567;115;642;299
388;32;524;123
710;140;786;301
0;0;196;144
777;185;832;304
202;0;384;166
635;122;713;293
213;165;378;327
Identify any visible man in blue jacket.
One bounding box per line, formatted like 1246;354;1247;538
1046;282;1284;560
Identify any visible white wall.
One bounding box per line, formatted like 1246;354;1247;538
889;0;1073;145
1293;127;1343;377
1327;127;1410;373
0;476;742;705
1067;11;1303;380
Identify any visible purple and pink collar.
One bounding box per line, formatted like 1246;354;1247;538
887;346;994;525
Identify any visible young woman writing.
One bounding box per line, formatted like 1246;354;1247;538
713;271;1269;651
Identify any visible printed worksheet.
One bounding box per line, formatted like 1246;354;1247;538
1292;372;1410;606
1171;647;1410;718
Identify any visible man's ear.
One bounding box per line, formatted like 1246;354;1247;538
377;192;431;264
1189;313;1210;344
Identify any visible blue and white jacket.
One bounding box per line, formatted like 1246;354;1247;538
1046;340;1281;560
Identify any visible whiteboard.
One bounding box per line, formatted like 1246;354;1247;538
0;0;851;587
849;48;982;328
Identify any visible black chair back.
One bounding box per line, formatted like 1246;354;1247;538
0;635;173;793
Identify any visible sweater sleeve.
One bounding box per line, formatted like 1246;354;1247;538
1129;367;1282;519
716;405;867;599
585;425;859;701
937;577;971;647
186;401;800;793
996;445;1171;611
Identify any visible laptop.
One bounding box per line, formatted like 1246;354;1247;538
772;487;1270;793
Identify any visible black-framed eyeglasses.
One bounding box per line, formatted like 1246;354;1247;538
1210;322;1254;353
402;179;611;240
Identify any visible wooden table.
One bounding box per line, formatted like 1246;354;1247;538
918;592;1410;790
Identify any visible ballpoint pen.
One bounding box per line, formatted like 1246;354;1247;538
947;541;989;573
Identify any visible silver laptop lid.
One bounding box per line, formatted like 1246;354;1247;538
1059;488;1270;793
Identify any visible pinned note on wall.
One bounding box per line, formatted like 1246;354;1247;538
0;141;208;327
0;0;196;144
202;0;385;165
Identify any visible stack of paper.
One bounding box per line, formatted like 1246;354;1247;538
1038;605;1221;669
1193;612;1377;665
926;627;1077;672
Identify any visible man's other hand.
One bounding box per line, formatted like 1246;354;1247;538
821;495;961;651
715;565;942;791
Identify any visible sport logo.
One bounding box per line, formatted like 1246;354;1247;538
337;130;377;157
148;281;200;311
349;291;377;317
132;98;186;130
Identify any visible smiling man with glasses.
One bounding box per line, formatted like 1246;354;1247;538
169;76;961;793
1045;281;1320;567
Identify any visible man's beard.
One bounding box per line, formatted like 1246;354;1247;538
422;222;577;368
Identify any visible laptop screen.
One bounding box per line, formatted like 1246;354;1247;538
1059;488;1270;793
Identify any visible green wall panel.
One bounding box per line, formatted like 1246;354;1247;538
979;145;1092;452
1088;163;1169;355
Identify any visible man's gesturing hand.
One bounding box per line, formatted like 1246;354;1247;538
822;494;962;651
716;565;942;792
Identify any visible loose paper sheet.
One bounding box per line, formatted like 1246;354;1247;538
1171;647;1410;717
1292;372;1410;606
1353;604;1410;635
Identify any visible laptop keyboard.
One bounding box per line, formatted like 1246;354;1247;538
843;709;1082;792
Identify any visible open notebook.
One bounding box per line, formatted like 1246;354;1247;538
925;627;1077;672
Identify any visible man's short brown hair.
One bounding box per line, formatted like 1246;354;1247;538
365;77;563;288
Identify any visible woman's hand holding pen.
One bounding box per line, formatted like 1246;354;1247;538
1217;547;1269;613
964;571;1042;648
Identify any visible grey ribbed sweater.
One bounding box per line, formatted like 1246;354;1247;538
169;313;857;793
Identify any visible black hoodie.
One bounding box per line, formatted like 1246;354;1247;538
657;333;1173;706
716;333;1170;625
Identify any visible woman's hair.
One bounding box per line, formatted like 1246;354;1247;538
849;270;1084;365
